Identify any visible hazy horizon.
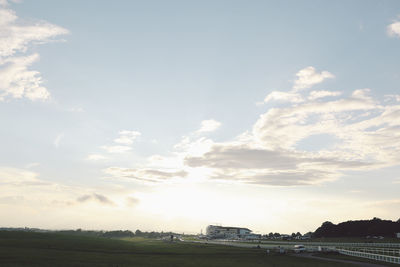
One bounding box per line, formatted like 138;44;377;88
1;0;400;235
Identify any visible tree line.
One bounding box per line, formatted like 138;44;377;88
313;217;400;238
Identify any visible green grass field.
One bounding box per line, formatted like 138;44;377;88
0;231;359;267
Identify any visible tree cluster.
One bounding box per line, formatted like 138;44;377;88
313;218;400;238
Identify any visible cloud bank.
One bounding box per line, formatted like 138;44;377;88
104;67;400;187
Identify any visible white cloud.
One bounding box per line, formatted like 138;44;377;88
0;54;50;101
0;4;68;101
53;133;64;148
114;130;141;145
308;90;342;100
197;119;221;133
181;81;399;186
101;145;132;153
387;20;400;38
101;68;400;187
97;130;140;155
384;94;400;102
87;154;108;161
263;91;303;103
293;66;334;91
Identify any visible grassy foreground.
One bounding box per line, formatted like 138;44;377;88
0;231;355;267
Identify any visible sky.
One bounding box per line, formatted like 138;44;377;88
1;0;400;235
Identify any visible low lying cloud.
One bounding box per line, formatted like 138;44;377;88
104;167;188;183
185;144;371;186
126;196;140;207
0;166;50;186
0;4;68;101
76;193;115;206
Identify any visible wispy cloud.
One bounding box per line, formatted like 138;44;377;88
101;145;131;153
53;133;64;148
104;167;188;183
95;130;141;155
25;162;40;168
0;4;68;101
0;166;50;186
87;154;108;161
114;130;141;145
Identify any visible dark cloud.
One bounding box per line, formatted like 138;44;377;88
104;167;188;183
185;144;371;186
211;170;335;186
185;145;370;170
126;196;139;207
93;193;114;205
185;145;299;170
77;194;91;202
76;193;114;205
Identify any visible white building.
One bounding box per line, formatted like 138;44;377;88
396;233;400;238
206;225;253;239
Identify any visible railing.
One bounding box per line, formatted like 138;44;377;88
336;247;400;257
204;239;400;264
338;248;400;264
242;239;400;248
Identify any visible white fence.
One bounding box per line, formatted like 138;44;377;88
338;248;400;264
336;247;400;257
203;239;400;264
244;239;400;248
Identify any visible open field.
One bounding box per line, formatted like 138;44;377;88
0;231;359;267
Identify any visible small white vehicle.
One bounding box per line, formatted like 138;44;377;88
294;244;306;253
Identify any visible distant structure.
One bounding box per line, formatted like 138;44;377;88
206;225;260;239
397;233;400;238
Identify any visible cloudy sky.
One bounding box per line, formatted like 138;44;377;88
1;0;400;234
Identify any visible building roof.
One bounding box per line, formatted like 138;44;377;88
208;225;251;231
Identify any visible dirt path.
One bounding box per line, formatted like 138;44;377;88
292;253;388;267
